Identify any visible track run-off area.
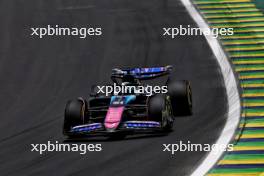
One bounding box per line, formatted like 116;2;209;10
193;0;264;175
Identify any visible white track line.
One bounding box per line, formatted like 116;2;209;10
179;0;241;176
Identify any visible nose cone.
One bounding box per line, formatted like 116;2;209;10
104;107;124;131
104;122;119;131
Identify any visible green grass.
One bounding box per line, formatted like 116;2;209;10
209;168;264;174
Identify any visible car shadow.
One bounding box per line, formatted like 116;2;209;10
63;131;171;143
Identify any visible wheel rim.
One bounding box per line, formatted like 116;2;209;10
77;98;86;124
162;96;173;128
187;84;192;109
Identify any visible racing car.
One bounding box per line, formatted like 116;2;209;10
63;65;192;138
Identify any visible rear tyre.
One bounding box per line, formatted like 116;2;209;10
168;80;192;116
63;98;87;136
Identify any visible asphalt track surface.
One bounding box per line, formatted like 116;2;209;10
0;0;228;176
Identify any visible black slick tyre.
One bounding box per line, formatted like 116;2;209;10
167;80;192;116
63;98;87;135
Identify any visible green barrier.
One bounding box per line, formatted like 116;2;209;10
253;0;264;11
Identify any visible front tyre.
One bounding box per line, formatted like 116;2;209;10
168;80;192;116
63;98;87;135
148;94;173;131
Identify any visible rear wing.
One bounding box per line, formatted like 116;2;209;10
111;65;172;80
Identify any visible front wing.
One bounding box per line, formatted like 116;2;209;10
68;121;162;136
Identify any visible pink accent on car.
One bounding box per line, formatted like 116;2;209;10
104;107;124;129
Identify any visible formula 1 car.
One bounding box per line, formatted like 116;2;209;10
63;65;192;138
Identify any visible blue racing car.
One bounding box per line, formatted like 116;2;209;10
63;65;192;138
